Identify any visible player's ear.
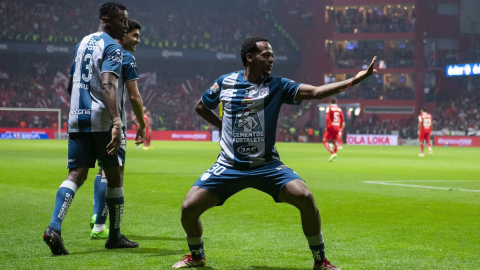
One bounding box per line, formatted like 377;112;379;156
246;53;255;64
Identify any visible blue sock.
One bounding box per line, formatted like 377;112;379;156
106;187;124;240
307;233;325;262
187;236;205;260
49;181;78;232
92;173;101;216
94;176;108;225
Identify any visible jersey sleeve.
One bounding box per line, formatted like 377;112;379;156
201;76;224;110
326;109;331;128
280;77;302;105
101;43;123;78
122;53;139;82
418;115;423;123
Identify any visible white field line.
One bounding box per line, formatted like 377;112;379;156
363;180;480;193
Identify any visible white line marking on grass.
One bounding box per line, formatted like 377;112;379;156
363;181;480;193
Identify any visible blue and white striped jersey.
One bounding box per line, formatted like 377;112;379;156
202;70;302;169
117;49;139;127
68;32;123;133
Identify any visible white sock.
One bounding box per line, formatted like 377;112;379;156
93;224;106;232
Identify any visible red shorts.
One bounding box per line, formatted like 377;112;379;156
419;132;431;144
323;128;340;141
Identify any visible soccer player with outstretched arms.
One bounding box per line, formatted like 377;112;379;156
172;36;377;270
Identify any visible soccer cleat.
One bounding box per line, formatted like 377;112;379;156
90;214;96;229
328;153;337;162
90;228;109;239
313;258;340;270
105;235;139;249
172;255;206;269
43;226;69;255
429;149;433;156
418;153;424;157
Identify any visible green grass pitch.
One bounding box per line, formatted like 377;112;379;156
0;140;479;269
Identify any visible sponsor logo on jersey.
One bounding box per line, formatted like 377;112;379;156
69;108;91;115
86;38;98;51
233;108;264;143
107;54;122;63
276;165;289;170
237;145;260;155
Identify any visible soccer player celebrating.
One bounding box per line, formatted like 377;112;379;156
418;108;433;157
90;18;146;239
172;37;376;270
323;97;344;162
43;2;139;255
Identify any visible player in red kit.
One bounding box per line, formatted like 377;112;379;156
418;108;433;157
142;107;152;150
323;97;345;162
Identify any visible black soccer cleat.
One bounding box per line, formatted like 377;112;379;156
43;226;69;255
105;235;139;249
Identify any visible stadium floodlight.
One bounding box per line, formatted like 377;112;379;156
0;107;61;138
319;107;325;111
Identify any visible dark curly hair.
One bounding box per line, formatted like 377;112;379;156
99;2;127;19
127;19;141;33
241;37;268;67
330;97;337;104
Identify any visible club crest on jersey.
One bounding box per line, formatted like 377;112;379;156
234;108;262;132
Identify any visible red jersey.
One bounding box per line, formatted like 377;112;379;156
143;115;151;129
418;112;432;133
326;104;344;130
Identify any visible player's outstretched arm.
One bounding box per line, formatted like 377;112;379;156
196;98;222;130
102;72;122;155
126;80;146;145
295;56;377;101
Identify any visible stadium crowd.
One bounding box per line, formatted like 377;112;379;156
331;44;414;69
0;0;297;53
327;5;415;34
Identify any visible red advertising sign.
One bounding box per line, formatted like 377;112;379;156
346;134;399;146
0;128;211;141
126;130;211;141
434;136;480;147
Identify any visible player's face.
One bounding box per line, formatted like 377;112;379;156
251;41;274;75
123;29;140;52
108;10;129;40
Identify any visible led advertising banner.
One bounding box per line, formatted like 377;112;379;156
446;63;480;77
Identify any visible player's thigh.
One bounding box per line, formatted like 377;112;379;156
425;133;431;144
192;162;249;206
95;129;126;168
67;132;97;169
278;179;316;208
250;160;303;203
182;186;220;217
